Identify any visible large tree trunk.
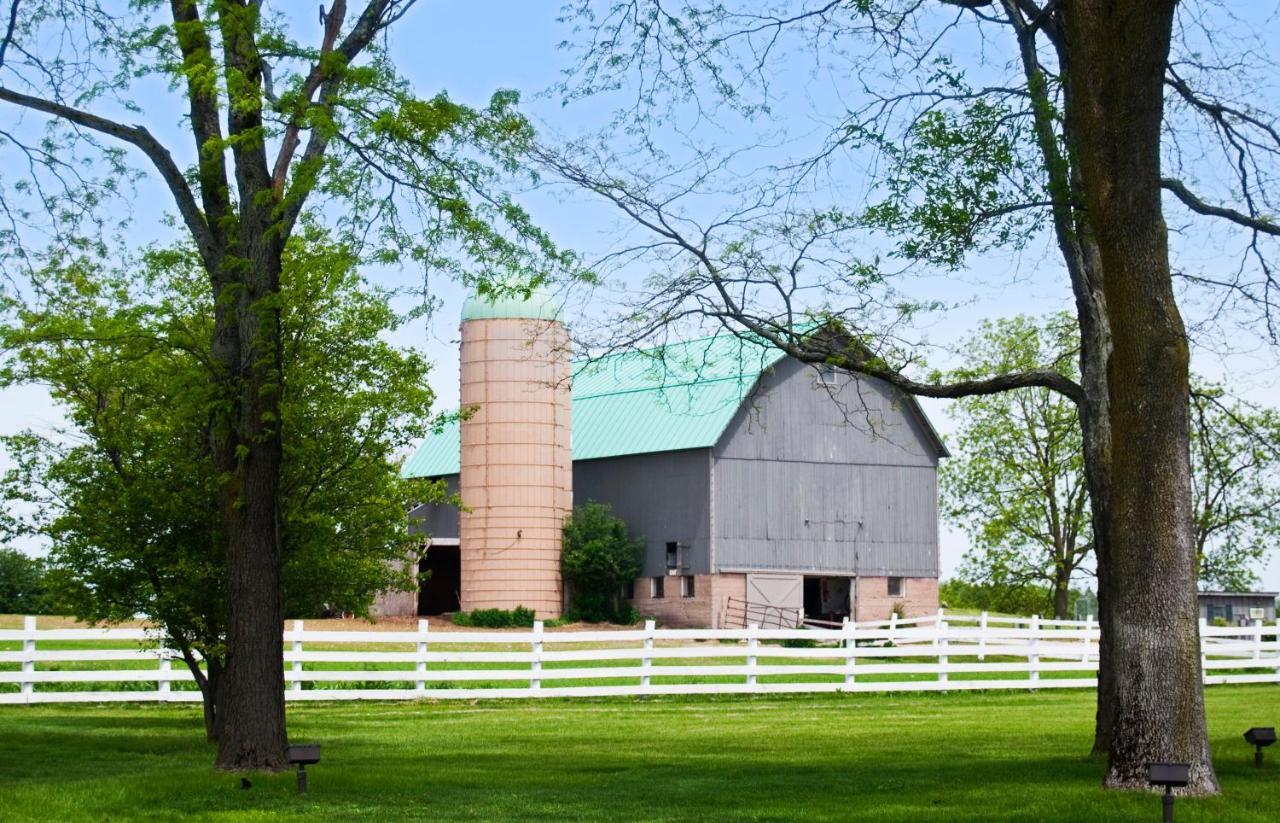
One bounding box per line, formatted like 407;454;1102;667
1062;0;1217;794
212;244;288;771
208;2;291;772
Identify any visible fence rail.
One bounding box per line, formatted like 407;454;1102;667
1;611;1277;704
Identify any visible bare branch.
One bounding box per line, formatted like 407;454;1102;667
0;85;217;267
1161;177;1280;237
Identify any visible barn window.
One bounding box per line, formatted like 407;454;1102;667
651;577;665;599
817;364;839;385
665;542;680;571
681;576;696;598
887;577;904;598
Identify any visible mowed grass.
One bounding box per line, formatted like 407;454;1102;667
0;687;1278;822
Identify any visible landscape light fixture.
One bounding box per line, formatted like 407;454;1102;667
285;744;322;794
1147;763;1189;823
1243;727;1276;768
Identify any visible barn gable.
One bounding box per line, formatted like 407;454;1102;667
710;358;942;578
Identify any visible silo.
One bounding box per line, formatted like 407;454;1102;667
458;287;572;618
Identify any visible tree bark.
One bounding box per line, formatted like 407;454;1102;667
1061;0;1217;794
212;243;288;771
210;1;290;772
1051;565;1071;620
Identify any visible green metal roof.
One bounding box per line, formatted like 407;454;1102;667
460;285;562;322
401;334;785;478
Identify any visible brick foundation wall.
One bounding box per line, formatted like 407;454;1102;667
853;576;938;622
628;573;746;628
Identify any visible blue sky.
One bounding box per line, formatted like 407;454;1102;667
2;2;1277;593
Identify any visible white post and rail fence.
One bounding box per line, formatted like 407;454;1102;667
1;611;1276;705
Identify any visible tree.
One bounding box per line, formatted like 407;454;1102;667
0;1;569;769
1187;389;1280;591
943;316;1280;614
0;226;442;741
562;501;645;623
551;0;1280;792
940;315;1091;620
0;548;46;613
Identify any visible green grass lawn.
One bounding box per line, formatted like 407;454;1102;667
0;686;1277;821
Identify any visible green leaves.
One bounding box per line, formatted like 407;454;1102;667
853;83;1046;268
561;501;645;623
939;314;1091;614
0;226;441;654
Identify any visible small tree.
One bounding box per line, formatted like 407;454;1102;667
561;502;644;623
940;315;1092;620
0;229;441;739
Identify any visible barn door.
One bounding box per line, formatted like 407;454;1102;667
746;574;803;613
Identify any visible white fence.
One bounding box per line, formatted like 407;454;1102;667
1;611;1277;705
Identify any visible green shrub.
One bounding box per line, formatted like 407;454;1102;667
562;502;644;624
567;604;643;626
939;578;1087;617
451;606;537;628
0;548;50;613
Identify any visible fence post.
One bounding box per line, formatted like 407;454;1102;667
746;623;759;688
1199;617;1208;677
531;620;544;691
291;619;304;694
1254;618;1264;663
888;611;898;646
415;618;429;694
1269;622;1280;686
843;617;856;688
978;610;988;661
641;619;655;689
1029;614;1041;690
158;649;171;701
21;615;36;698
1274;618;1280;684
937;610;948;690
1082;613;1094;663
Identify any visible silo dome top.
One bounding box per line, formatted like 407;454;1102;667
460;283;562;322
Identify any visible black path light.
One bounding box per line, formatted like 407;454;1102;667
1147;763;1190;823
285;744;322;794
1244;727;1276;768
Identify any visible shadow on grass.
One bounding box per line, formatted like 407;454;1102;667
0;689;1276;822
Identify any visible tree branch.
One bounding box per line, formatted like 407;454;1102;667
1161;177;1280;237
0;85;218;267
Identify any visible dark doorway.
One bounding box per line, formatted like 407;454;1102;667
803;577;822;618
803;576;851;622
418;545;461;615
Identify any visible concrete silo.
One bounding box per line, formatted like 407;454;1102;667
457;287;572;618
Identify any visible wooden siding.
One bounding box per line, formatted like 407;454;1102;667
712;358;940;576
573;448;712;576
408;475;461;540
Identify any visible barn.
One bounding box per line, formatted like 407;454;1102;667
389;290;947;628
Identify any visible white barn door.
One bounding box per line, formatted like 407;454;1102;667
745;573;803;627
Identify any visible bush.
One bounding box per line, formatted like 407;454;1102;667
939;578;1085;617
570;604;643;626
452;606;537;628
562;502;644;624
0;548;49;613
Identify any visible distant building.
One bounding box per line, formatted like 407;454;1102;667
391;290;947;628
1198;591;1278;626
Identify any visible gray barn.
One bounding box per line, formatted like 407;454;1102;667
400;334;947;627
1198;591;1278;626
